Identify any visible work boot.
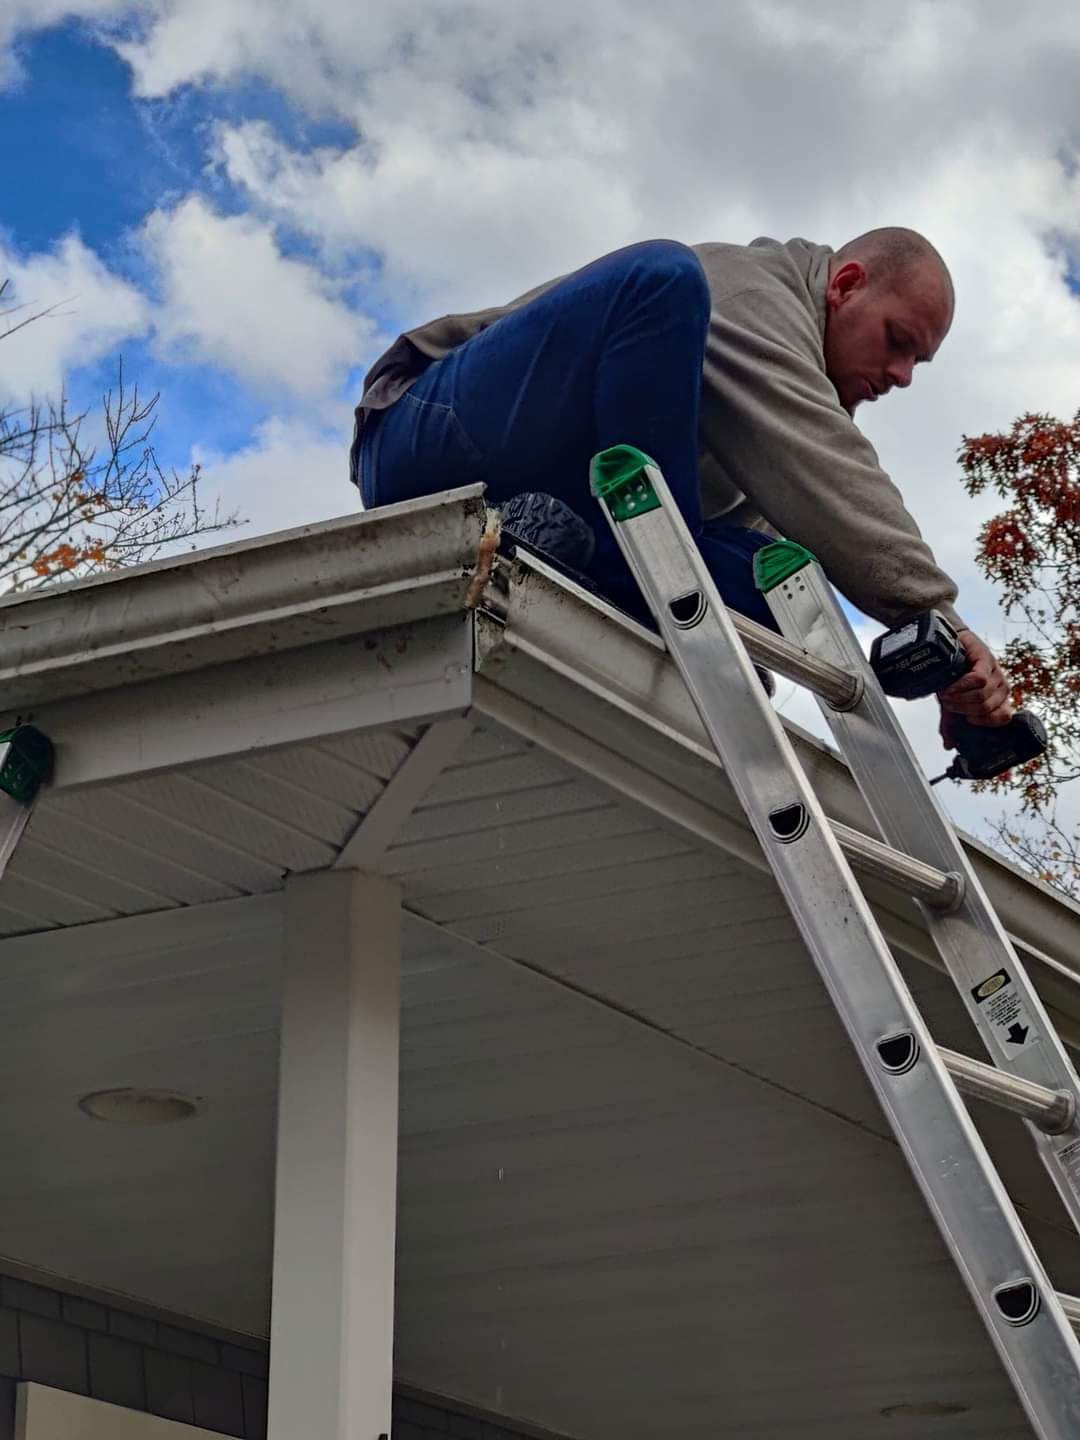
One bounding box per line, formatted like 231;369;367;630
499;493;596;575
500;491;775;700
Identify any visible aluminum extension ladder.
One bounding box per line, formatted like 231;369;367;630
590;444;1080;1440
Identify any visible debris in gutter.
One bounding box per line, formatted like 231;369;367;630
464;508;501;609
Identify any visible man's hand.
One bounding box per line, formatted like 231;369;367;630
937;629;1013;748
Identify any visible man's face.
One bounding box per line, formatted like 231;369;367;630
822;259;952;415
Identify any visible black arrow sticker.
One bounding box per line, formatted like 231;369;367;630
971;968;1037;1054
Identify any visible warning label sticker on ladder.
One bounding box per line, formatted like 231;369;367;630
971;968;1039;1055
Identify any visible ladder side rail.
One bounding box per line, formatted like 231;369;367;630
763;562;1080;1233
596;460;1080;1440
0;728;53;880
0;794;31;874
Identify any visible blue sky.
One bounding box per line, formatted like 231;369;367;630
2;27;157;253
0;20;369;472
2;24;357;257
1;1;1079;838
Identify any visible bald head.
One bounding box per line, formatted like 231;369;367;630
836;226;954;319
823;226;955;413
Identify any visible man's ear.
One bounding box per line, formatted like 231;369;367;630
827;259;866;309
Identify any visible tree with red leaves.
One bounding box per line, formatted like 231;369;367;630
960;411;1080;894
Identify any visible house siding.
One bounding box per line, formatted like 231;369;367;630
0;1271;569;1440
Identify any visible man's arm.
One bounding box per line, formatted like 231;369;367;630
699;283;960;626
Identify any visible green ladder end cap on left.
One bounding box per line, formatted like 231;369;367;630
0;724;53;805
754;539;818;593
589;445;663;522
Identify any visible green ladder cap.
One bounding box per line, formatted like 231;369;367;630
0;725;53;805
589;445;662;522
754;540;819;593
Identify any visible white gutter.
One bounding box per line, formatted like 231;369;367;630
0;487;487;711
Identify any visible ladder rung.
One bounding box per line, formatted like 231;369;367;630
832;821;963;911
505;550;863;709
731;612;862;710
720;608;964;911
940;1047;1075;1133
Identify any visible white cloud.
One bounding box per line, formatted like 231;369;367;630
846;134;1080;636
106;4;1080;301
141;196;374;403
192;413;357;538
213;114;638;315
0;233;150;400
112;0;360;106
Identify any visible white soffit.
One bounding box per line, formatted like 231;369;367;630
0;727;418;933
0;492;489;933
0;838;1044;1437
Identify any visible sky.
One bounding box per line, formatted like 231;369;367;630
0;0;1079;850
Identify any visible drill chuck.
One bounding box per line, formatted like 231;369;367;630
939;711;1048;783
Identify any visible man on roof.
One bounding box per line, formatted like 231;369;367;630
351;228;1011;737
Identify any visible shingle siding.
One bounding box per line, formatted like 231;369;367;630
0;1268;573;1440
87;1332;146;1411
18;1315;88;1396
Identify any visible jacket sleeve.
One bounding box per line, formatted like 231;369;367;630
700;284;961;627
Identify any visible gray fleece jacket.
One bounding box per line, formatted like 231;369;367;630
358;237;960;627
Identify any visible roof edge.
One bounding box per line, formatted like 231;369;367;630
0;488;487;712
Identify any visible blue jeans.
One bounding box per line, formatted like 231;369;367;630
354;240;778;630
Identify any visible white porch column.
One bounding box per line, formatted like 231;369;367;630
269;869;401;1440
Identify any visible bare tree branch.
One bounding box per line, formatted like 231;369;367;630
0;277;239;591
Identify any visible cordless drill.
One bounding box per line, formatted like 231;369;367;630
869;610;1048;783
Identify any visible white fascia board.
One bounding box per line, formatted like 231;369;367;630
39;613;473;789
0;486;487;714
474;559;1080;1009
